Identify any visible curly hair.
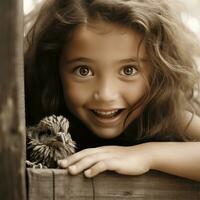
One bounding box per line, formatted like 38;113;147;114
25;0;200;141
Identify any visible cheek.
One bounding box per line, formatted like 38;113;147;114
124;81;148;126
125;80;148;105
61;79;89;108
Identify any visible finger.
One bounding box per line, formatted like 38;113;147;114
68;153;111;175
58;148;99;168
58;146;115;168
84;158;120;178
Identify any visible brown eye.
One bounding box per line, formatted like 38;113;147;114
75;66;93;77
121;65;138;76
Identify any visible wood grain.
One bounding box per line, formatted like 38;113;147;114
27;169;200;200
53;169;94;200
27;169;54;200
93;171;200;200
0;0;25;200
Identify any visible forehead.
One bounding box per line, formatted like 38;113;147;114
63;21;147;60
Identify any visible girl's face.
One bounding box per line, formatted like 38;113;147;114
59;21;152;139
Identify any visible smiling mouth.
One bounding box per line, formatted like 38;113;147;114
90;109;124;119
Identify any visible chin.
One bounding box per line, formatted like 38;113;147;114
92;128;122;140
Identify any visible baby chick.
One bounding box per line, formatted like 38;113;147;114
26;115;76;168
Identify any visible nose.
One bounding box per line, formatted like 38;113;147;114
93;78;119;102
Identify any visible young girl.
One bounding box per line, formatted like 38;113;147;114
25;0;200;181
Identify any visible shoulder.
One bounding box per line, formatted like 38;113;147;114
181;111;200;140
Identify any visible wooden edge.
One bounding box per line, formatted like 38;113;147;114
26;169;200;200
93;171;200;199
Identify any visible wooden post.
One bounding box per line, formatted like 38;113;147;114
0;0;26;200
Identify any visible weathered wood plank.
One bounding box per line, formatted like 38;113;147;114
27;169;200;200
93;171;200;200
27;169;54;200
53;169;94;200
27;169;94;200
0;0;25;200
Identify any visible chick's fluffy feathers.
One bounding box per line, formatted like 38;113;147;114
26;115;76;168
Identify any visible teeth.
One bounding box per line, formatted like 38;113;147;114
93;109;119;116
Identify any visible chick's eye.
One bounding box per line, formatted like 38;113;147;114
46;129;52;136
75;66;93;77
121;65;138;76
39;129;51;136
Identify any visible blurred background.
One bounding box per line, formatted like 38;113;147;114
24;0;200;36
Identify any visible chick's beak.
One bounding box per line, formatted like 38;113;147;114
57;132;66;145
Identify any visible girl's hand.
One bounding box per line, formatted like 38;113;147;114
57;143;154;178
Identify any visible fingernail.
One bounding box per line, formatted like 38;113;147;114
69;165;76;174
57;160;61;165
84;169;92;177
69;165;75;171
57;159;67;167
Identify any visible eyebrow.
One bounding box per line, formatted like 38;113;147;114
118;58;148;63
64;57;148;64
64;57;95;64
